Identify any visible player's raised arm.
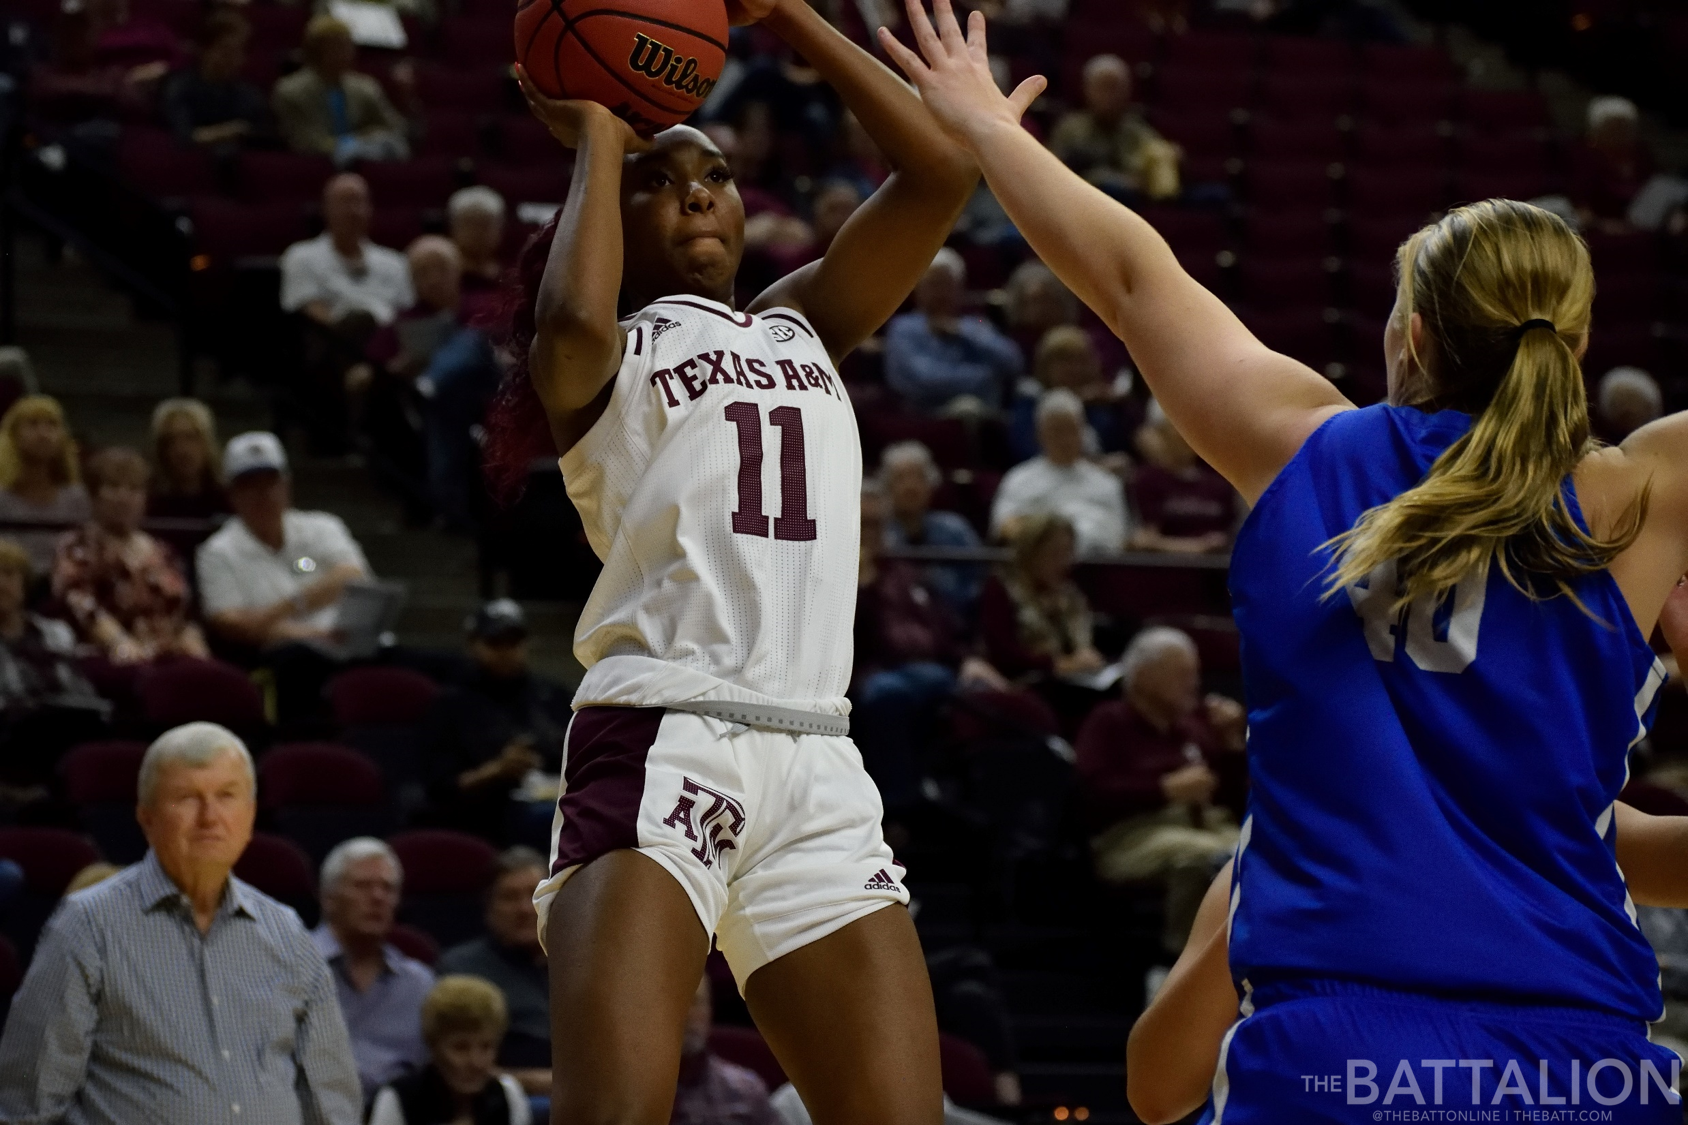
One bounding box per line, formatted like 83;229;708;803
747;0;987;362
880;0;1350;503
516;67;650;450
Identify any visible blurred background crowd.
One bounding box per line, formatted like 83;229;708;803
0;0;1685;1120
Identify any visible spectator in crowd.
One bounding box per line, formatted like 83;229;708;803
86;0;182;73
1049;54;1179;202
281;172;413;452
30;2;161;125
368;976;532;1125
1573;95;1652;228
1130;400;1236;554
1008;326;1128;464
313;837;434;1102
0;722;362;1123
425;602;569;843
671;975;778;1125
148;397;228;522
52;446;209;664
272;15;410;164
1002;260;1078;359
0;395;89;577
446;186;508;317
980;513;1105;685
762;177;864;278
436;847;552;1091
160;11;271;151
1596;365;1663;444
879;440;983;615
855;484;1007;812
991;388;1130;556
830;111;889;198
0;539;106;802
66;861;122;894
195;432;371;720
1075;627;1245;952
884;249;1023;414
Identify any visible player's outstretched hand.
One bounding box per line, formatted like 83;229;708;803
725;0;776;27
515;65;652;152
877;0;1046;149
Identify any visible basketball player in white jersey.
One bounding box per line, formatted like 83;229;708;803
490;1;1036;1120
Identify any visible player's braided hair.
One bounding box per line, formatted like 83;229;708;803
1325;198;1648;612
482;211;564;503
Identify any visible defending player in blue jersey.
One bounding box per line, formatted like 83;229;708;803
882;3;1688;1121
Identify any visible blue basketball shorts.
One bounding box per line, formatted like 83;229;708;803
1204;979;1682;1125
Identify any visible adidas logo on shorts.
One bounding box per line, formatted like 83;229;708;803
863;869;899;891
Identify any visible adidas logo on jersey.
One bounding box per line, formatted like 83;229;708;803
651;316;680;340
863;869;899;891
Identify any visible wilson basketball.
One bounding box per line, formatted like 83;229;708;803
514;0;729;136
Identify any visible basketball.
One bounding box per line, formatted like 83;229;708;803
514;0;729;136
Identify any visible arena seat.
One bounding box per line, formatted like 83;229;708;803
1145;108;1239;163
939;1032;999;1108
0;828;102;963
60;740;149;865
1262;35;1357;75
1244;159;1342;210
1351;122;1450;170
388;830;498;947
477;164;572;209
360;157;459;209
1345;261;1397;318
1163;30;1258;71
1591;274;1662;327
1347;212;1429;266
1255;74;1355;122
1461;89;1551;134
1361;42;1455;82
369;206;429;252
1455;170;1556;208
118;128;217;201
1137;206;1227;260
1458;131;1553;177
1239;208;1337;257
242;3;309;53
492;114;569;167
260;742;392;865
439;16;513;66
235;832;319;925
1358;80;1455;127
708;1026;787;1090
416;111;485;160
328;666;440;726
136;658;266;733
388;922;441;966
1347;166;1450;216
1585;229;1661;275
414;64;510;114
1249;116;1349;162
1243;308;1342;370
1152;64;1253;115
189;198;312;264
237;150;337;206
1234;256;1339;313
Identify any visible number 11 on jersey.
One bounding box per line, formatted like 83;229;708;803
725;402;817;542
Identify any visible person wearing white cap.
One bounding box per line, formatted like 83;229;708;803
194;432;371;717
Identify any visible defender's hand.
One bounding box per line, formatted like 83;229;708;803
515;65;652;152
1663;577;1688;672
726;0;777;26
877;0;1046;150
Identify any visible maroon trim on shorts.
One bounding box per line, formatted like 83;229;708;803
552;706;667;875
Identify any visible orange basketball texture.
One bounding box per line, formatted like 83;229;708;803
514;0;729;135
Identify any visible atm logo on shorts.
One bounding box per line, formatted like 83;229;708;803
662;777;745;868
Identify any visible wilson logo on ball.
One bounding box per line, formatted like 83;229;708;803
627;32;718;99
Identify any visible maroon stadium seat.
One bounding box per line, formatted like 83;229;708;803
262;742;392;864
1163;30;1257;71
493;114;568;167
1351;123;1450;170
477;163;572;208
439;16;513;66
1585;229;1661;276
1244;159;1341;210
1138;206;1227;260
1249;117;1348;162
237;150;337;205
1153;64;1253;115
369;206;428;252
1235;256;1339;313
1255;75;1356;122
1080;562;1220;620
1454;171;1555;207
190;198;311;263
417;111;485;160
0;828;102;961
388;922;441;965
1347;167;1450;216
235;832;318;923
1357;80;1455;127
136;658;266;730
328;666;440;726
414;64;509;114
1262;35;1357;75
708;1026;787;1091
60;740;149;864
1458;131;1553;177
1461;89;1551;134
388;830;498;946
1242;308;1342;370
1240;208;1337;257
1146;108;1239;162
1347;212;1429;268
1591;274;1661;327
1360;42;1455;83
243;3;309;52
939;1033;998;1107
118;127;216;200
951;688;1060;745
1345;261;1398;318
360;157;459;209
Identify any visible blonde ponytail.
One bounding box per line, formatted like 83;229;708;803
1326;199;1647;611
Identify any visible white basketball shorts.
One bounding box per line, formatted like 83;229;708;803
533;706;908;987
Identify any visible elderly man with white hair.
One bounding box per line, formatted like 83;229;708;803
1596;365;1663;443
878;440;984;613
0;722;361;1124
1574;93;1652;225
1074;628;1246;954
312;837;434;1102
884;248;1024;414
447;185;506;293
990;387;1130;555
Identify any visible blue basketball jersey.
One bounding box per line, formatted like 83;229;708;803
1228;404;1667;1022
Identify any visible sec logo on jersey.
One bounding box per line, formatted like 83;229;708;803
768;323;797;343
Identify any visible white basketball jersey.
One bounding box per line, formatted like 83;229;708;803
560;296;860;715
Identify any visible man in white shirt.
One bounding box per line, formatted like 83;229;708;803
197;432;371;722
280;173;413;453
990;388;1131;556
